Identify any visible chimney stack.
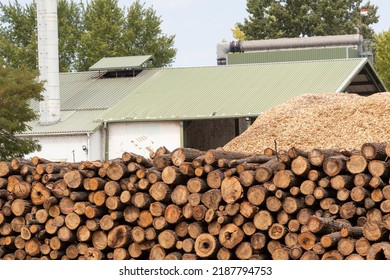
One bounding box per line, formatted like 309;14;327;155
37;0;60;126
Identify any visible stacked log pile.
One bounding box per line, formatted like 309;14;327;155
1;143;390;260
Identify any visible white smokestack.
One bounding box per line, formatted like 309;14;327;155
37;0;60;125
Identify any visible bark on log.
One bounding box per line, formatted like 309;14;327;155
361;143;387;160
331;175;354;190
107;225;132;248
204;150;248;166
255;159;280;183
323;155;347;177
146;169;162;184
354;173;371;188
171;148;204;167
282;197;305;214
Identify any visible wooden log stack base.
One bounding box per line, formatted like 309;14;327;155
2;143;390;259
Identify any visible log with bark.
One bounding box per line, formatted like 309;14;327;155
2;143;390;260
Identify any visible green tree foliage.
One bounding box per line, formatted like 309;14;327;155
57;0;83;72
374;29;390;90
238;0;379;40
0;0;176;72
76;0;125;71
0;65;43;160
122;1;176;68
232;23;246;41
0;1;37;69
0;0;83;71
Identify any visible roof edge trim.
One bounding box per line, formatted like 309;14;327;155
335;58;368;92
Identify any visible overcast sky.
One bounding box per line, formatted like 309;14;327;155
12;0;390;67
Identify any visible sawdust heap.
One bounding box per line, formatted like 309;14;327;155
223;92;390;154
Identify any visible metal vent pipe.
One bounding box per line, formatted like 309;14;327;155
37;0;60;125
217;34;363;65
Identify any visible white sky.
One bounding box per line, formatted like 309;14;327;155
8;0;390;67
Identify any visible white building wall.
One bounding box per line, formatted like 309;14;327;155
24;131;103;162
108;121;181;158
89;130;103;161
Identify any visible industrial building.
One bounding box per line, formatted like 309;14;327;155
20;52;386;162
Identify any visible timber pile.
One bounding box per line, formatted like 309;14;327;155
1;143;390;260
224;92;390;154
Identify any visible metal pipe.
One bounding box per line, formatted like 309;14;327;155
103;122;109;161
217;34;363;65
87;133;91;161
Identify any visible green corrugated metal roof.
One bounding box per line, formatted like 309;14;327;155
25;57;384;135
20;110;105;135
228;48;360;65
30;70;155;112
60;70;155;110
25;69;155;135
100;58;371;122
89;55;153;71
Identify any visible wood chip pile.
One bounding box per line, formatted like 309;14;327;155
224;93;390;154
2;144;390;260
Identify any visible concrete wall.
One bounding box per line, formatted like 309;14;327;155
24;134;89;162
21;118;250;162
22;130;103;162
108;121;182;158
89;130;103;161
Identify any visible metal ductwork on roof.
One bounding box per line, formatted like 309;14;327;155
217;34;364;65
37;0;61;126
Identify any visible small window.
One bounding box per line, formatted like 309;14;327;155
101;69;143;78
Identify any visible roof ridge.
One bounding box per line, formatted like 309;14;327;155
148;58;367;71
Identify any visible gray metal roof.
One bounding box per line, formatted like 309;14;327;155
89;55;154;71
